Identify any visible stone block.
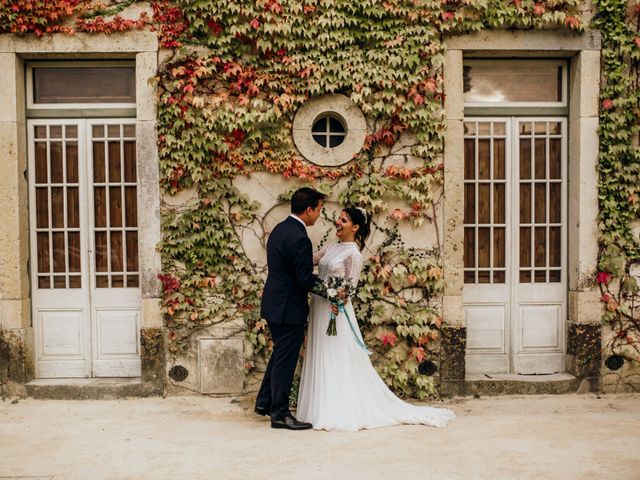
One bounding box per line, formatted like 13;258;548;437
142;298;163;329
199;337;245;394
443;49;463;121
568;290;601;324
567;116;599;289
136;120;162;298
0;31;158;54
0;299;29;330
141;327;165;388
0;53;17;122
570;50;600;120
566;322;601;378
443;119;464;294
136;51;158;122
0;328;27;382
445;30;600;52
442;295;464;327
439;325;466;381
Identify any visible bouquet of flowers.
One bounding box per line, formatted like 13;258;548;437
312;275;355;336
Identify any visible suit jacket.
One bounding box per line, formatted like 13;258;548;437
260;216;321;325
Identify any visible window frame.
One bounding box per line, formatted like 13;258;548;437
26;60;137;110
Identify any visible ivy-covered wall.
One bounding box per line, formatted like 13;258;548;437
593;0;640;392
0;0;638;396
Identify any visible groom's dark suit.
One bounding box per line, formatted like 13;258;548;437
257;215;322;421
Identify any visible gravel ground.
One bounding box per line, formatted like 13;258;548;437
1;393;638;480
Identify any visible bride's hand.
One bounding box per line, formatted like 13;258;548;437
330;304;339;315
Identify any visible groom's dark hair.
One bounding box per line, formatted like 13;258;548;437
291;187;326;214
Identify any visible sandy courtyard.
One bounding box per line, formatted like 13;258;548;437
1;393;638;480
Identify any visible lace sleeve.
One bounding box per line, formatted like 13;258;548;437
344;250;363;288
313;243;330;265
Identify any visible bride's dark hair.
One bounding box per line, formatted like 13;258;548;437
343;207;371;251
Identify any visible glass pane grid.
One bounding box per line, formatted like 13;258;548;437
311;114;346;148
92;124;139;289
34;124;82;290
463;121;507;285
518;121;563;284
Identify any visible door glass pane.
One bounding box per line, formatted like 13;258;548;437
464;60;565;104
32;124;83;290
494;227;505;267
464;138;475;180
35;188;49;228
51;187;64;228
33;66;135;104
68;232;81;272
37;232;50;273
477;140;490;179
52;232;65;272
519;138;531;179
520;227;531;268
35;142;47;183
477;228;490;268
534;183;546;223
109;186;123;228
464;184;475;224
549;138;561;179
91;123;139;289
534;138;546;179
124;141;136;182
94;187;107;228
93;141;106;182
464;121;507;284
464;228;475;269
493;184;505;223
66;142;79;183
534;227;546;268
478;185;490;223
494;139;505;179
108;142;121;182
518;120;564;284
50;142;63;183
67;187;80;228
125;187;137;228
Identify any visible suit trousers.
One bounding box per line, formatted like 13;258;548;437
256;321;306;421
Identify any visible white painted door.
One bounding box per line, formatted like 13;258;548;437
29;119;141;378
463;118;567;374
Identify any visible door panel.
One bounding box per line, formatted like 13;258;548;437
463;119;511;373
88;120;141;377
513;119;566;374
29;119;140;378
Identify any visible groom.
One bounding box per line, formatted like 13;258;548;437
255;187;326;430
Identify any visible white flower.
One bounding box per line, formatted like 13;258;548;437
326;288;338;299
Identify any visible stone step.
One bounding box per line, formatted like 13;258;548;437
24;377;162;400
460;373;598;396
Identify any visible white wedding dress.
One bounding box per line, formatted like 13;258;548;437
296;241;455;432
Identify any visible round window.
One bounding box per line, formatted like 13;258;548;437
311;114;347;148
292;94;367;167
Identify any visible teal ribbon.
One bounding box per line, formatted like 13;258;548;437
339;304;373;355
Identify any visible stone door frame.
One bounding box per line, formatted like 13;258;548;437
441;30;602;390
0;32;162;384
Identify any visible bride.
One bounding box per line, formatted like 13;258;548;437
296;207;455;432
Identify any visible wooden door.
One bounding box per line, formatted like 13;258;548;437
29;119;141;378
29;121;91;377
463;117;567;374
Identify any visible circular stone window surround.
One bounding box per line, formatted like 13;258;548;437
292;94;367;167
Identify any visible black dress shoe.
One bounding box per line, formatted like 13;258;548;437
254;405;270;416
271;414;313;430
